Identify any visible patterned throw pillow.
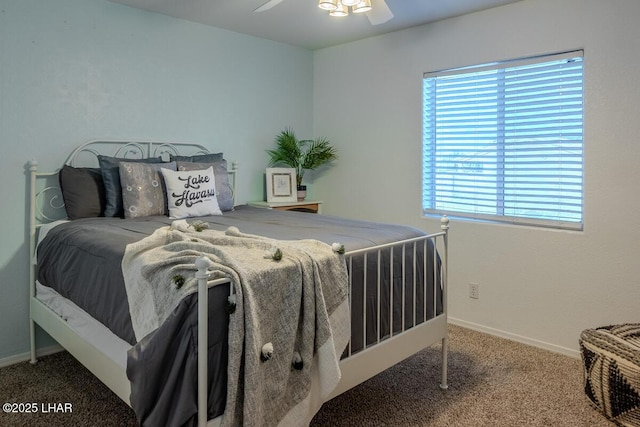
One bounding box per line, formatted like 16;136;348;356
161;167;222;219
119;162;175;219
98;155;162;217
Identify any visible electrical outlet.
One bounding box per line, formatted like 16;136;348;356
469;283;479;299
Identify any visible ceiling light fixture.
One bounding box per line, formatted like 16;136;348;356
317;0;337;11
329;1;348;16
320;0;372;17
353;0;371;13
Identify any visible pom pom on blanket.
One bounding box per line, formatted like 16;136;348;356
261;342;274;362
170;220;191;232
172;275;185;289
332;243;345;254
171;219;210;232
191;220;209;232
225;226;240;236
291;351;303;370
264;247;283;261
226;294;237;314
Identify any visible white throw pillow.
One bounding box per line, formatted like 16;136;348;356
161;167;222;218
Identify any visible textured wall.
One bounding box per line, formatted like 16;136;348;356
312;0;640;355
0;0;313;361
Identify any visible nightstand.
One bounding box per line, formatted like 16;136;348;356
248;200;322;214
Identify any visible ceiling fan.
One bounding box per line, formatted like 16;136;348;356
254;0;394;25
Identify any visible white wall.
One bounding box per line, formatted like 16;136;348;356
313;0;640;355
0;0;313;361
3;0;637;363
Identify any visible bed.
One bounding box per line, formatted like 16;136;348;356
27;140;450;426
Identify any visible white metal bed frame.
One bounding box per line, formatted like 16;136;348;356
28;140;450;426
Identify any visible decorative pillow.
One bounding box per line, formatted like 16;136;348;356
98;155;162;217
169;153;224;163
161;167;222;218
176;160;234;212
119;162;176;219
59;165;106;219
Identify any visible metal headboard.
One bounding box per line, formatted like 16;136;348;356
27;139;238;289
64;140;212;167
29;139;238;224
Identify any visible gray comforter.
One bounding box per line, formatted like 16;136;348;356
36;205;440;426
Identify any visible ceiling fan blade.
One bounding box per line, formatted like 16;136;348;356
367;0;393;25
254;0;284;12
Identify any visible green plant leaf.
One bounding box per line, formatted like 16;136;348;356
301;137;338;170
266;127;337;186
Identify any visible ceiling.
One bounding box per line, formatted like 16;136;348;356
108;0;523;50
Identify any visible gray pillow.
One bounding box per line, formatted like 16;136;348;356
98;155;162;217
59;165;106;219
169;153;224;163
176;160;234;212
119;161;176;219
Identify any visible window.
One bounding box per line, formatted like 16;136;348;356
422;51;584;230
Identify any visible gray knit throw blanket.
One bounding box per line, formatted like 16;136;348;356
122;220;350;426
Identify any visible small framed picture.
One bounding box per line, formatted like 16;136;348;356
266;168;297;203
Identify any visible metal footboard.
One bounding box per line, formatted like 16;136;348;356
195;216;449;426
343;230;446;357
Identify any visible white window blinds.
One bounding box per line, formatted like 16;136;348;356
422;51;584;229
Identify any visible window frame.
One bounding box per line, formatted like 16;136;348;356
422;50;584;231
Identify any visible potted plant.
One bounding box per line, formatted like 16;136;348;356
266;127;338;201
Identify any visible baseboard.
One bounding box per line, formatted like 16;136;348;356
0;345;64;369
448;317;580;359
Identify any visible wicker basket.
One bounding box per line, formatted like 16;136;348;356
580;324;640;426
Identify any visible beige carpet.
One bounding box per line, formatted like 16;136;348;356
0;325;613;427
